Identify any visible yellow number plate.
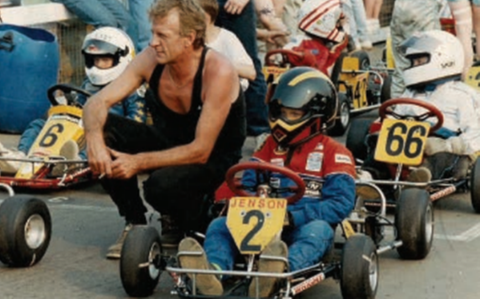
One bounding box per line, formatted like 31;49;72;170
374;118;430;165
263;66;288;84
466;65;480;91
226;197;287;255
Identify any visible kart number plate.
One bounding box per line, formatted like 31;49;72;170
374;118;430;165
263;66;289;85
226;197;287;255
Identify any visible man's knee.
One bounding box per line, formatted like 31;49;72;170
298;220;334;242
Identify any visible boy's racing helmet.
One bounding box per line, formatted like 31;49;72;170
82;27;135;86
298;0;345;43
399;30;464;87
269;67;338;147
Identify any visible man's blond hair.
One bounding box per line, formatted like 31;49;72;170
149;0;206;49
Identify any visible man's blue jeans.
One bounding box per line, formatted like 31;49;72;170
216;0;269;136
204;217;334;272
128;0;155;52
52;0;139;52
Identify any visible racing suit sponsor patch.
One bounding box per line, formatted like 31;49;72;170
306;152;323;172
315;143;324;150
270;158;284;167
335;153;352;164
305;179;322;197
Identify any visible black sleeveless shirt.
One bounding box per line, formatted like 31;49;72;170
147;47;246;161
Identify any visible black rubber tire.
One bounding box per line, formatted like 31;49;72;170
395;188;434;260
380;74;392;103
470;158;480;213
345;118;372;162
328;93;351;137
0;195;51;267
120;225;162;297
340;234;378;299
350;50;371;70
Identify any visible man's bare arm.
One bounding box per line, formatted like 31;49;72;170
83;50;149;175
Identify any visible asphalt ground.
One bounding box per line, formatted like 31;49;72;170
2;47;480;299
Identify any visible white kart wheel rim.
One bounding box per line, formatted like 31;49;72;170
24;214;46;249
148;242;161;278
340;103;349;127
369;253;378;290
425;205;434;242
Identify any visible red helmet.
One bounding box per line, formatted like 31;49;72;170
298;0;346;43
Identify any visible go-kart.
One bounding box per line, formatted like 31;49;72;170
0;183;52;267
347;98;480;253
0;84;94;189
118;161;380;299
263;48;392;136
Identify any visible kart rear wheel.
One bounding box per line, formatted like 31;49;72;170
340;234;378;299
0;195;51;267
346;118;373;162
350;50;371;70
328;93;350;137
380;74;392;103
470;158;480;213
120;225;162;297
395;188;433;259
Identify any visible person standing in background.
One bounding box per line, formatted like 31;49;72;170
390;0;442;98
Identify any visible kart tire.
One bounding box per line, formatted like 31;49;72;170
328;93;350;137
0;195;51;267
380;74;392;103
120;225;162;297
470;158;480;213
331;52;348;85
340;234;378;299
350;50;371;70
395;188;434;260
346;118;372;162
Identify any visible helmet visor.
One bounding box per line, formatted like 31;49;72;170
82;39;122;56
397;34;442;57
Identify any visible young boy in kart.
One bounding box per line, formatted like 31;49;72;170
0;27;146;173
177;67;356;298
278;0;349;77
361;30;480;184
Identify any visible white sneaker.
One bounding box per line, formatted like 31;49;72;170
0;143;26;174
360;40;373;50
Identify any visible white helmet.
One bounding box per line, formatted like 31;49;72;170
81;27;135;86
400;30;464;88
297;0;345;43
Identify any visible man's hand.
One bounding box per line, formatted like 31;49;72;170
109;148;140;179
225;0;249;15
87;141;112;178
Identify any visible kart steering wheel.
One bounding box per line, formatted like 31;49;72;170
47;83;92;107
225;161;306;204
378;98;444;132
264;49;306;67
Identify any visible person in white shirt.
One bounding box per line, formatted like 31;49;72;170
199;0;256;92
391;30;480;181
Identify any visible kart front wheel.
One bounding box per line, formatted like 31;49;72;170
0;195;52;267
340;234;378;299
470;158;480;213
346;118;373;162
120;225;162;297
395;188;434;259
329;93;350;137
